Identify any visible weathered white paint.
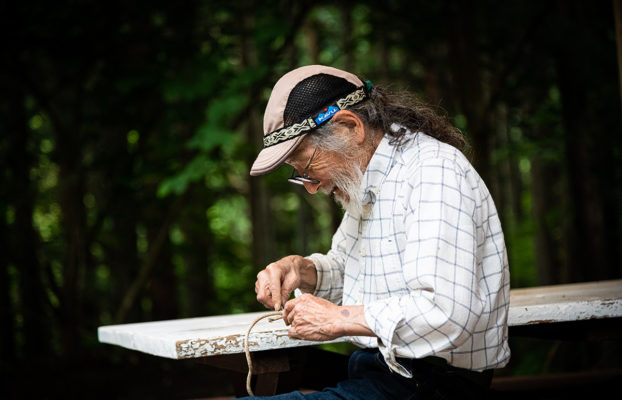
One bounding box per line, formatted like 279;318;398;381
508;279;622;325
98;311;345;359
98;279;622;359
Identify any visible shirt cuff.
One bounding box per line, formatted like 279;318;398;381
305;253;330;297
364;298;413;378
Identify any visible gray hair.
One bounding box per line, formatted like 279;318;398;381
304;122;349;154
305;119;382;161
308;86;469;155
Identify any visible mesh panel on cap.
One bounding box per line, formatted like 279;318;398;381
283;73;357;126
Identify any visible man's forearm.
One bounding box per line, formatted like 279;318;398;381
297;256;318;293
283;295;376;341
335;305;376;337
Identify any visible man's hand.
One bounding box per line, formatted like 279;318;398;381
255;255;317;311
283;294;377;341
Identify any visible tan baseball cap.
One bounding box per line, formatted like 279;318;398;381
250;65;369;176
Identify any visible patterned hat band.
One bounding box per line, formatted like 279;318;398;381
263;85;370;148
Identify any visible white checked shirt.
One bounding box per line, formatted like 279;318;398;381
306;130;511;377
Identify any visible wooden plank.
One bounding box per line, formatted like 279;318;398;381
508;279;622;325
98;310;344;359
98;279;622;360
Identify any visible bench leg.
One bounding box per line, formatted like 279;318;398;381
198;350;290;397
254;371;280;396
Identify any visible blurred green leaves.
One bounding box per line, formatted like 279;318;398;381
157;93;247;197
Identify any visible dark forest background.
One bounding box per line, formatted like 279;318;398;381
1;0;621;398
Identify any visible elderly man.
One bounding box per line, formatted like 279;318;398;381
247;65;510;399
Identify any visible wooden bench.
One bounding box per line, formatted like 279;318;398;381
98;279;622;396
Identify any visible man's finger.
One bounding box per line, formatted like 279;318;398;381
280;274;298;309
256;287;272;309
255;271;277;309
268;280;282;311
260;263;282;311
287;325;300;339
283;297;300;325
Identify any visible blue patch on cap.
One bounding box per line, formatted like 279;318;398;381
315;106;339;125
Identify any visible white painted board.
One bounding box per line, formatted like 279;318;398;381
508;279;622;325
98;279;622;359
98;311;345;359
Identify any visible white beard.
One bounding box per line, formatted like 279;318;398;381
324;163;365;218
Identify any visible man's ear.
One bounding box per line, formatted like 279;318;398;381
332;110;365;145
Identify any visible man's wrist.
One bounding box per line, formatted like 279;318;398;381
296;256;317;293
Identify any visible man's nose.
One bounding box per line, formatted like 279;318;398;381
303;181;320;194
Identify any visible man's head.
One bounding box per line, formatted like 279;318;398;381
284;109;379;216
250;65;378;216
250;65;468;215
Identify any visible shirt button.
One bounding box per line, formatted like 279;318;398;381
364;205;371;213
361;248;366;257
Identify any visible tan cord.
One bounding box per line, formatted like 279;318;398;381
244;311;284;396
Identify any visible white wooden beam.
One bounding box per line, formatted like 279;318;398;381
98;279;622;360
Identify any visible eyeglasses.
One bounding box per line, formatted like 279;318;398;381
288;145;320;185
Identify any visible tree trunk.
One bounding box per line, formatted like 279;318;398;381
506;127;524;222
488;108;507;228
54;112;89;360
555;0;615;282
0;152;16;365
56;154;88;360
530;154;563;285
5;87;50;362
241;11;274;269
558;88;609;283
182;197;215;316
148;215;178;321
447;1;491;185
100;126;141;323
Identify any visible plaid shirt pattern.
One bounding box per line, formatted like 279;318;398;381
307;130;511;377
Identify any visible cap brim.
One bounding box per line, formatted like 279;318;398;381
250;134;306;176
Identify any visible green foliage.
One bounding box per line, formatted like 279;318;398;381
207;196;251;244
506;203;538;288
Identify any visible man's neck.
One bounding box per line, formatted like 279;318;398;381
359;129;384;174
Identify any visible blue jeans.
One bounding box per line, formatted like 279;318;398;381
239;349;492;400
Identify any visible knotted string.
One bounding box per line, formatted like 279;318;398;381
244;310;284;396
